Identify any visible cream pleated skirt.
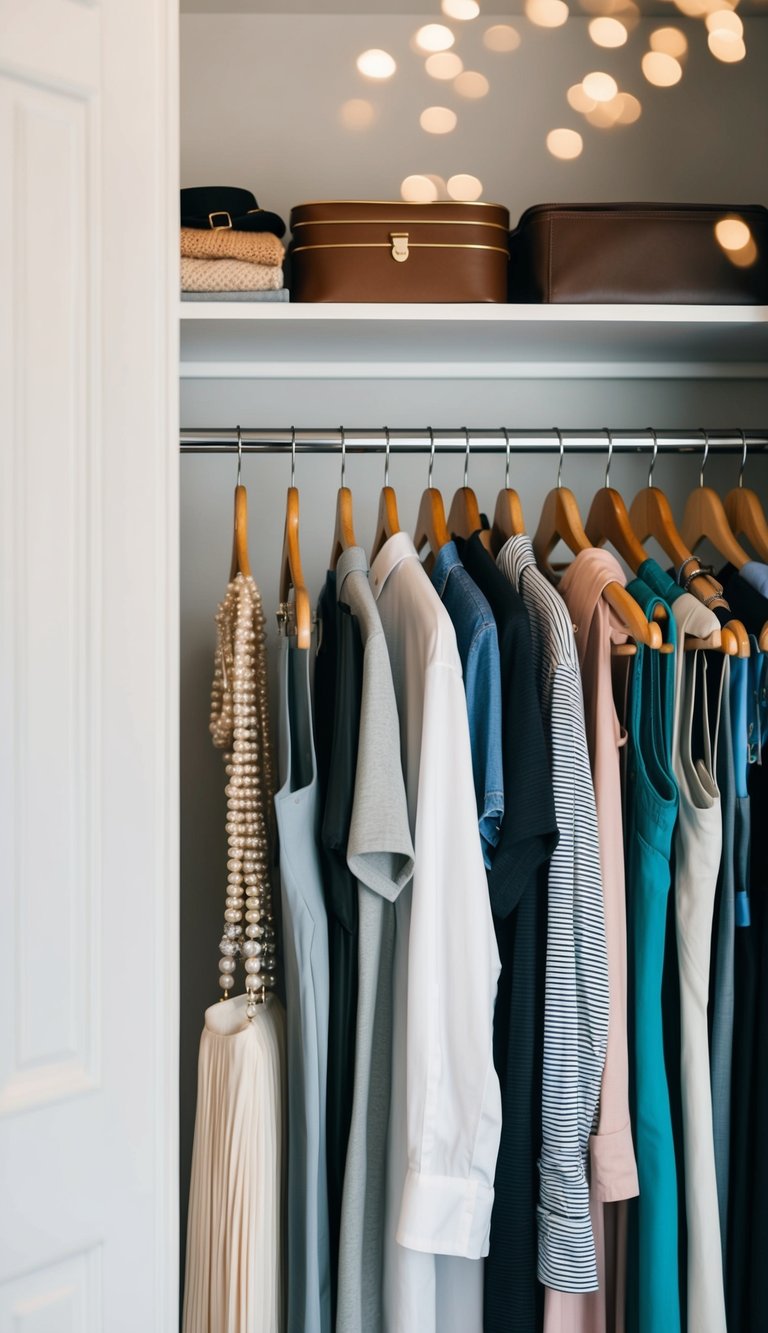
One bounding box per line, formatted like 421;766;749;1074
183;993;286;1333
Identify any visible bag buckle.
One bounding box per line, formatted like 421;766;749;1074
390;232;409;263
208;211;232;230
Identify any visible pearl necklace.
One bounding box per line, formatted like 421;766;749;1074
209;571;276;1016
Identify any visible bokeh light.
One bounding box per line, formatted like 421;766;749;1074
447;173;484;200
641;51;683;85
582;70;619;101
425;51;464;79
614;91;642;123
708;28;747;58
414;24;456;53
588;17;628;46
715;218;752;251
425;174;449;198
567;81;597;112
483;23;521;50
339;99;376;130
726;239;758;267
442;0;480;18
526;0;569;27
650;27;688;57
356;49;397;79
420;105;458;133
705;9;743;33
454;70;490;98
547;127;584;159
401;175;439;202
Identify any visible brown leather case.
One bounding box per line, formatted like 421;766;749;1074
289;200;510;302
508;203;768;304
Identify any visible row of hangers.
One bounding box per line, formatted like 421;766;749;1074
227;425;768;657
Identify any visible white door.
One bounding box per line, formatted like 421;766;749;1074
0;1;178;1328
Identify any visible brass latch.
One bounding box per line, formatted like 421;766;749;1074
390;232;409;263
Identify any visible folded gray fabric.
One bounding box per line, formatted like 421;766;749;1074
181;288;290;302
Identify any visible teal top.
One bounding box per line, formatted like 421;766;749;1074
637;556;685;604
624;575;681;1333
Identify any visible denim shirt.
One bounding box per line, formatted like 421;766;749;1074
431;540;504;866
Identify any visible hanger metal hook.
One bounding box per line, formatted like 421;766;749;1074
428;427;436;489
699;428;710;488
462;426;471;490
290;426;296;488
738;428;747;488
339;425;346;488
603;426;613;490
383;426;391;488
501;427;511;490
554;427;565;489
236;425;243;487
646;426;658;488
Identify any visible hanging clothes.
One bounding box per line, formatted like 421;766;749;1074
454;533;559;1333
430;539;504;866
740;559;768;598
668;589;726;1333
334;546;415;1333
369;532;502;1333
274;638;331;1333
709;657;735;1261
497;534;608;1298
552;547;640;1333
623;575;680;1333
317;577;364;1311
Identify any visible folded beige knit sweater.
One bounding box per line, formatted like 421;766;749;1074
181;257;284;292
180;227;284;266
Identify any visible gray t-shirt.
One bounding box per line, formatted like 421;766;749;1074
334;546;415;1333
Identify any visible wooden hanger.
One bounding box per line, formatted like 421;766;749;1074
229;429;252;578
585;429;649;573
629;429;747;656
278;429;312;650
414;428;450;572
491;427;526;555
724;432;768;563
371;427;401;561
681;430;751;571
329;426;357;569
446;428;493;553
532;429;660;650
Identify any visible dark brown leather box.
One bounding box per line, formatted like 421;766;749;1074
289;200;510;302
508;203;768;304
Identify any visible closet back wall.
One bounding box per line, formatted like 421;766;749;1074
180;13;768;219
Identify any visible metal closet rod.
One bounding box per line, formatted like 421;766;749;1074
180;427;768;455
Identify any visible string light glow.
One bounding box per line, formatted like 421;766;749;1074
483;23;521;50
650;27;688;56
356;49;397;79
546;127;584;159
442;0;481;18
414;23;456;53
526;0;569;27
582;70;619;101
454;70;490;98
447;173;484;200
708;28;746;58
425;51;464;79
641;51;683;85
339;99;376;130
420;105;458;133
588;17;628;46
400;175;440;202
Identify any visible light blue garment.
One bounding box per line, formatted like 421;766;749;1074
430;539;504;866
741;560;768;599
625;575;681;1333
274;637;331;1333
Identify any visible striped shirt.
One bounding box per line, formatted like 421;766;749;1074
497;535;609;1293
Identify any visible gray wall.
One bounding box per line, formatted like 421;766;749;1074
178;6;768;1267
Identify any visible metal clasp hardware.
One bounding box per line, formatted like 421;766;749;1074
390;232;409;263
208;211;233;229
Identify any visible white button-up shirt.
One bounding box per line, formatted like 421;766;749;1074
370;532;502;1333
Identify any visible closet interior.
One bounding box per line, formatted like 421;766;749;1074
178;0;768;1326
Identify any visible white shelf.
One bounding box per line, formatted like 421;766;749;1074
179;302;768;381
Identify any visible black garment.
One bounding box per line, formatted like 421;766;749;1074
718;562;768;636
747;756;768;1326
455;533;559;1333
314;571;338;812
318;581;363;1317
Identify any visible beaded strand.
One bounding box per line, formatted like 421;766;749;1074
209;572;277;1016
